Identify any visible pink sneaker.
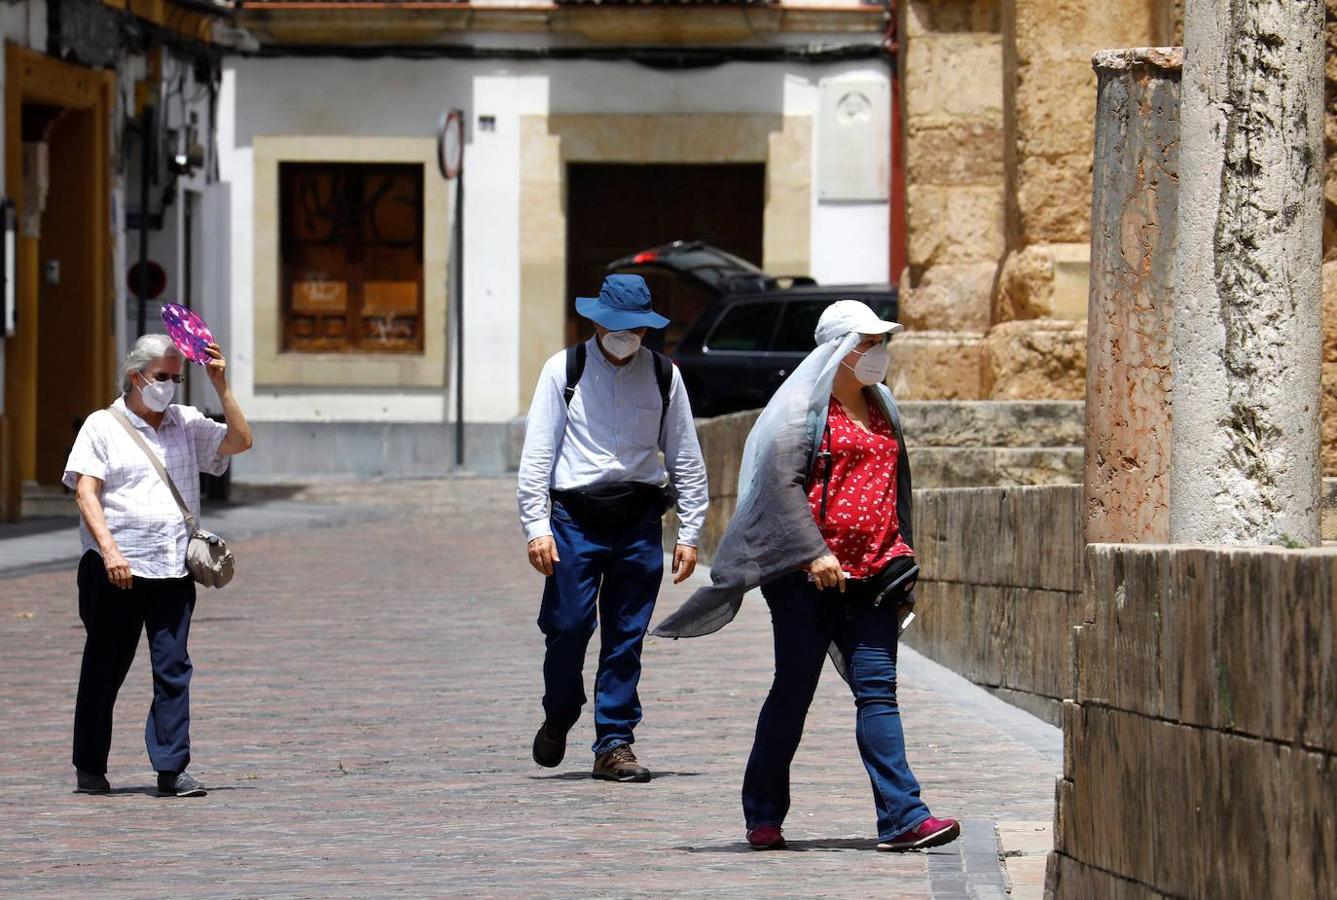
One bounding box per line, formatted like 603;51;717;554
746;825;786;850
876;816;961;852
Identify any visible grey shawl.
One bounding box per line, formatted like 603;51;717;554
652;334;914;640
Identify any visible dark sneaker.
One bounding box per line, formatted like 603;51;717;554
75;769;110;794
592;745;651;783
746;825;786;850
157;771;207;798
877;816;961;852
533;721;572;768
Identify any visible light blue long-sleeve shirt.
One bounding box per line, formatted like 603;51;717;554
517;339;708;546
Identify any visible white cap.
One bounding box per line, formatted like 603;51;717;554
813;299;904;345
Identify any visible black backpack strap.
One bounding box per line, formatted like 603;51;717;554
563;342;586;408
650;350;672;432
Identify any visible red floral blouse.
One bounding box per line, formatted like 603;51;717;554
806;396;913;578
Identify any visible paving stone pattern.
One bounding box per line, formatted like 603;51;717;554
0;500;390;579
0;479;1058;898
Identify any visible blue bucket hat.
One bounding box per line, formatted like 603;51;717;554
575;274;670;331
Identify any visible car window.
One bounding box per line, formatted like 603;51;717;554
704;302;780;352
872;298;896;321
772;300;832;352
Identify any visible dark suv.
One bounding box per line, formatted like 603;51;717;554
607;241;897;417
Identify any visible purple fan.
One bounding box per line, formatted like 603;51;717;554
161;303;215;365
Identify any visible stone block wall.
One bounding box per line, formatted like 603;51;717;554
893;0;1004;399
903;485;1083;725
1050;545;1337;897
893;0;1179;404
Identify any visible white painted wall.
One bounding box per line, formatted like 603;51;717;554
218;55;892;424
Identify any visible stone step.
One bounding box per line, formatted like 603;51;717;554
20;483;77;519
900;400;1085;449
912;447;1084;489
506;400;1086;471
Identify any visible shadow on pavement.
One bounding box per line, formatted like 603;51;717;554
71;785;258;798
528;770;703;781
676;837;875;853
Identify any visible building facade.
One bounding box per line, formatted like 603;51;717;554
219;0;898;477
0;0;230;520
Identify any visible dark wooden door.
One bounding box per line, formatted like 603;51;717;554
565;163;765;351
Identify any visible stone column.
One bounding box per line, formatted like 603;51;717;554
1171;0;1325;545
1085;48;1182;544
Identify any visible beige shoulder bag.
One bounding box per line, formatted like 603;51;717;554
109;408;235;588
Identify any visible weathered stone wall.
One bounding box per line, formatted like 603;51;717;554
892;0;1004;399
1322;0;1337;476
988;1;1171;402
892;1;1191;406
904;485;1084;725
1050;544;1337;898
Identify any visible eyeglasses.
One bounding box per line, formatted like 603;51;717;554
145;372;184;383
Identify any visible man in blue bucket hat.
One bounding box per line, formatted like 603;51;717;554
517;273;708;782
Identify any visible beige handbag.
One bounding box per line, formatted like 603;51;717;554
110;408;235;588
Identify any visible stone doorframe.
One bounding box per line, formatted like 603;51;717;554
517;113;812;410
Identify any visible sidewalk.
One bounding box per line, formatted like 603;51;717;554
0;497;390;579
0;479;1058;899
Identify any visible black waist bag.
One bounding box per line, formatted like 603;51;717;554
832;556;920;623
551;483;673;533
869;555;919;608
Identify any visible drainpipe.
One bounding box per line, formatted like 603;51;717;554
136;103;153;338
883;6;905;287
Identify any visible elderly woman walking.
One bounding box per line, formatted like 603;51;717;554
63;333;252;797
654;300;959;852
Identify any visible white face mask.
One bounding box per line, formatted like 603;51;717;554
600;330;642;360
845;345;889;386
137;375;177;412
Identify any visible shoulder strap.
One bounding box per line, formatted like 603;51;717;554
108;408;198;532
650;349;672;431
563;342;586;408
877;384;904;443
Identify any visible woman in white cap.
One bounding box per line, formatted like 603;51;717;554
653;299;959;852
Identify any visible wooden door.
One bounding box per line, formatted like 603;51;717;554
565;163;765;352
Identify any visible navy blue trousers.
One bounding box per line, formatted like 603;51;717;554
538;501;663;756
73;550;196;775
743;571;931;841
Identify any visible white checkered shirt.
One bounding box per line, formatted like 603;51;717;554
63;396;230;579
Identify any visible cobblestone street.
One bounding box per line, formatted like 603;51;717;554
0;479;1058;898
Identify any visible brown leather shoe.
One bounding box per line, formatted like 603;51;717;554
592;744;651;782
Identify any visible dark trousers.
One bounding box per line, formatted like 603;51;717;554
742;571;930;841
538;501;663;756
73;550;197;775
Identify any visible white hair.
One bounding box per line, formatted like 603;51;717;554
121;333;182;393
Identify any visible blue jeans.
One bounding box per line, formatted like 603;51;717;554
538;500;663;756
742;571;931;841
